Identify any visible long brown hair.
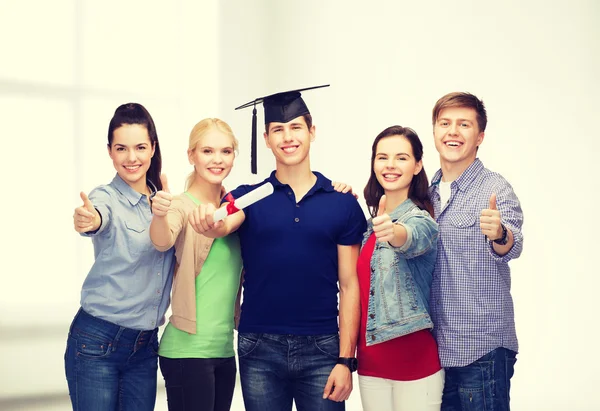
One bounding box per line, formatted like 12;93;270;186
363;125;433;218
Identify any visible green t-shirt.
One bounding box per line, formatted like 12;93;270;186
159;192;242;358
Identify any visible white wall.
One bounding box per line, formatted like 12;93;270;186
217;1;600;410
0;0;221;398
1;0;598;409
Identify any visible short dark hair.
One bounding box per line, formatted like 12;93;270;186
432;92;487;132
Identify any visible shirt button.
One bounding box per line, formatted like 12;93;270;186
157;272;161;276
370;266;375;273
294;217;300;223
288;191;292;195
371;335;376;341
296;204;300;208
369;313;375;319
370;289;375;296
156;290;161;294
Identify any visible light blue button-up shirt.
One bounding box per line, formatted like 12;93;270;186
80;174;175;331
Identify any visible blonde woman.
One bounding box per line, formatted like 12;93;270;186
149;118;242;411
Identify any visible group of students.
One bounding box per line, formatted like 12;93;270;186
65;87;524;411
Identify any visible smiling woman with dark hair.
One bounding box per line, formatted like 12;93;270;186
66;102;175;411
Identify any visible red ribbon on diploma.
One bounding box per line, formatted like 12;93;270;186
224;193;240;215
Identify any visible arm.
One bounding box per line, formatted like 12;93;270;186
323;243;360;402
188;202;245;238
480;182;524;261
234;269;244;330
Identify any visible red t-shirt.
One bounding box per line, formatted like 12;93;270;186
356;233;441;381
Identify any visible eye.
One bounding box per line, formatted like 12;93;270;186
116;147;125;151
460;122;469;127
398;156;408;161
137;146;147;150
203;149;212;154
223;149;233;155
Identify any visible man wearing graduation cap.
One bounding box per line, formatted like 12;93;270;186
189;85;366;410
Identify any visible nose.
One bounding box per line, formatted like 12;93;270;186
449;122;458;135
282;128;293;142
128;150;136;162
385;158;395;169
213;152;223;164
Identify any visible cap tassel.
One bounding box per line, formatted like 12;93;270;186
251;104;257;174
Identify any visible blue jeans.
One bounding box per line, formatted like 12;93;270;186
64;308;159;411
238;333;345;411
159;356;237;411
441;347;517;411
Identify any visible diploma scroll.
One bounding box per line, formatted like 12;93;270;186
213;182;274;222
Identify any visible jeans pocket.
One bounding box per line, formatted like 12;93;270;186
313;334;339;359
74;332;112;359
459;387;486;411
237;333;262;358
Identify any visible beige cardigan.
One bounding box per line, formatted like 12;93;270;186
152;193;240;334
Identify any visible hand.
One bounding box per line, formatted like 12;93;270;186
152;174;172;217
73;192;100;233
372;195;394;243
188;203;223;234
323;364;353;402
332;181;359;199
480;193;503;241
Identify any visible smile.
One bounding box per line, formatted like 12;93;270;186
208;167;225;174
382;173;401;181
281;146;299;154
124;165;141;172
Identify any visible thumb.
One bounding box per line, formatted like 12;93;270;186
80;191;94;212
377;195;387;217
160;173;170;193
489;193;497;210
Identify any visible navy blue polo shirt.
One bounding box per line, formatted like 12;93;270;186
227;171;367;335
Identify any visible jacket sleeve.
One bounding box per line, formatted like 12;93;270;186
392;212;438;259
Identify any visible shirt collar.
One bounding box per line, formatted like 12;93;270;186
431;158;484;192
267;170;334;193
111;174;154;206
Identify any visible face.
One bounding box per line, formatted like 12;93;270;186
188;129;235;185
374;135;422;198
264;116;315;168
108;124;155;190
433;107;484;168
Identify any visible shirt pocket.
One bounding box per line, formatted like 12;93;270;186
124;220;153;256
446;212;479;251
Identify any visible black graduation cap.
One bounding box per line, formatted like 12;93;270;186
235;84;330;174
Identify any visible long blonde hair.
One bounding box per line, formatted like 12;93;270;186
185;118;239;190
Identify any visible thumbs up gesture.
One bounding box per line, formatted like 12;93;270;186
372;195;395;243
152;174;173;217
480;193;503;241
73;192;101;233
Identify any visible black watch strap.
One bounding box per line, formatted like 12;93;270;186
337;357;358;372
493;224;508;245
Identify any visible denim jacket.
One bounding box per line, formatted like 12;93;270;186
362;199;438;346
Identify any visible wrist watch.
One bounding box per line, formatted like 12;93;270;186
337;357;358;372
493;224;508;245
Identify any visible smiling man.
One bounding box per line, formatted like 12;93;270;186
428;92;524;411
189;86;366;411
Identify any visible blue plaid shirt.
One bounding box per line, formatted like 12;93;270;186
429;159;524;367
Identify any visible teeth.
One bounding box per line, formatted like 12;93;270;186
283;147;297;153
446;142;460;147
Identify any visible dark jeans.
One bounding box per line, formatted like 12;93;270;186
64;308;159;411
238;333;345;411
441;347;517;411
159;356;237;411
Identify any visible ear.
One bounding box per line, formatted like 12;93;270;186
187;148;195;165
107;144;113;159
476;131;485;147
151;142;156;158
264;131;271;149
309;125;316;142
414;160;423;175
